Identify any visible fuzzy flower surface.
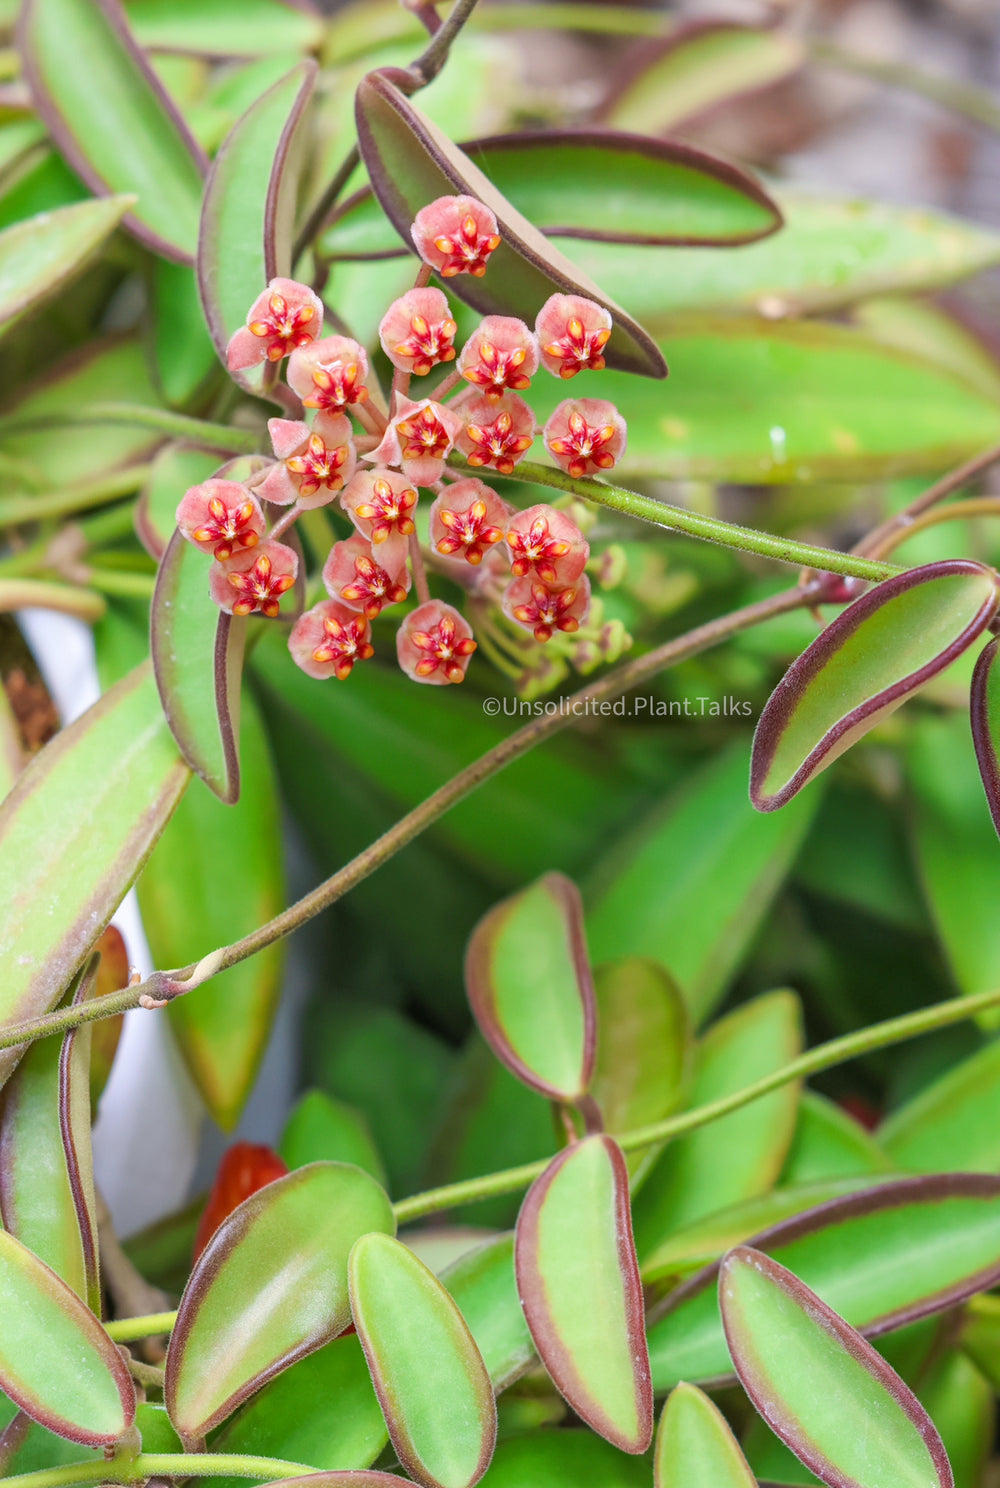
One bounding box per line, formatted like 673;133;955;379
177;480;265;561
379;288;458;376
536;293;612;379
370;397;463;486
544;398;627;479
253;414;357;508
397;600;477;685
429;480;512;567
227;278;323;370
323;534;410;618
289;601;375;680
210;541;298;618
341;467;419;571
506;504;589;585
287;334;370;412
458;316;538;400
411;195;501;278
503;575;591;642
457;392;535;476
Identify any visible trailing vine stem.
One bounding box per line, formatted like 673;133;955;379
0;584;809;1052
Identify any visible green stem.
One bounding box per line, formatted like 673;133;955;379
495;461;902;582
84;569;156;600
0;580;105;623
0;1453;318;1488
0;584;807;1052
410;0;483;84
394;978;1000;1222
0;406;260;455
0;465;151;529
105;1310;177;1342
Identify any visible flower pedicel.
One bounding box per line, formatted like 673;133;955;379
176;197;629;687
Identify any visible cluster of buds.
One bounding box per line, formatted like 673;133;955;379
176;194;631;689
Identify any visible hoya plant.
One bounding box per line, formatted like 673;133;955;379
3;1;1000;1487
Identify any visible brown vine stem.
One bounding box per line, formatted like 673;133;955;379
0;584;809;1054
852;441;1000;560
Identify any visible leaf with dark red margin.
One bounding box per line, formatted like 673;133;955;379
322;129;781;258
349;1232;497;1488
151;452;267;806
165;1162;395;1444
515;1134;652;1455
198;59;316;389
465;873;595;1104
0;959;97;1305
646;1174;1000;1391
751;560;999;811
720;1246;954;1488
60;957;102;1315
0;1227;135;1446
970;635;1000;841
602;21;805;136
0;662;189;1090
654;1382;756;1488
18;0;206;262
0;195;136;340
354;73;666;380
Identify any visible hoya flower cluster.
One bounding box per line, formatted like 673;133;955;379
176;194;630;688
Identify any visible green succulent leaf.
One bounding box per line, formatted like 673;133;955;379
970;637;1000;841
353;71;666;378
281;1089;387;1188
590;957;690;1181
647;1174;1000;1390
476;1428;649;1487
265;1476;417;1488
349;1231;497;1488
879;1036;1000;1174
526;319;1000;483
0;195;134;341
781;1090;894;1186
0;663;188;1087
139;693;285;1129
465;873;596;1103
0;1228;135;1445
586;745;820;1023
720;1246;953;1488
323;129;781;256
602;21;804;134
0;960;98;1306
152;260;221;408
166;1162;395;1441
751;562;1000;811
19;0;206;260
515;1135;652;1454
206;1334;388;1480
151;525;245;803
630;991;803;1258
198;59;316;381
124;0;323;57
441;1233;535;1393
654;1382;756;1488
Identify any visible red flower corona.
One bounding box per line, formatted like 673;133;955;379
227;278;323;370
506;504;589;585
397;601;477;684
289;600;375;680
544;398;627;478
535;293;612;379
411;195;501;278
458;316;538;400
323;534;410;618
177;480;265;561
379;288;458;376
287;334;370;412
341;468;420;571
429;480;512;566
210;541;298;618
503;575;591;642
370;397;463;486
253;414;357;507
457;393;534;476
